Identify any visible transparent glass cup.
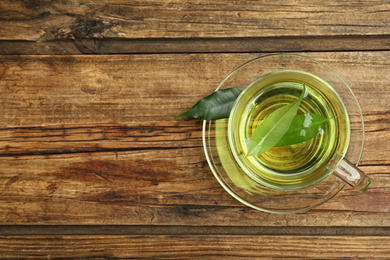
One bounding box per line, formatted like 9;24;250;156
203;54;371;214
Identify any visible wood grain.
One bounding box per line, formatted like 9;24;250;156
0;1;390;54
0;52;389;226
1;235;390;259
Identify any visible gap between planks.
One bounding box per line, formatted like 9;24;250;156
0;35;390;54
0;225;389;236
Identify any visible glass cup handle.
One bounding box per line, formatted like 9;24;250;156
333;158;371;193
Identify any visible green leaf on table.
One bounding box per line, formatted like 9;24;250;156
274;113;329;147
175;88;243;120
246;85;306;156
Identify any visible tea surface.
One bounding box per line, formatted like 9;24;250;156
228;70;350;189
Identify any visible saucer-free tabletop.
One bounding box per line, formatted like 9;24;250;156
0;1;389;258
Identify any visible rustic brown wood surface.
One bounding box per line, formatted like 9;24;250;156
1;0;390;258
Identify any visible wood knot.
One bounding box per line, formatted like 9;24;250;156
79;67;111;95
56;16;112;39
75;17;107;38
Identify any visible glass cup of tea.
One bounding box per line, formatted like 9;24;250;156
203;54;371;213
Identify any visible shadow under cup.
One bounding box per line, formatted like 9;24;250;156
228;70;350;190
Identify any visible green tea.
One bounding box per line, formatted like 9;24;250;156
228;70;350;190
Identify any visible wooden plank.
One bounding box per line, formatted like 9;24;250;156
1;235;390;259
1;0;389;42
0;53;388;125
0;52;389;226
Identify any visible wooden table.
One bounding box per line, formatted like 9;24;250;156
0;1;389;258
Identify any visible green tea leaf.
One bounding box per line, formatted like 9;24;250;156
246;86;306;156
175;88;243;120
274;113;329;147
